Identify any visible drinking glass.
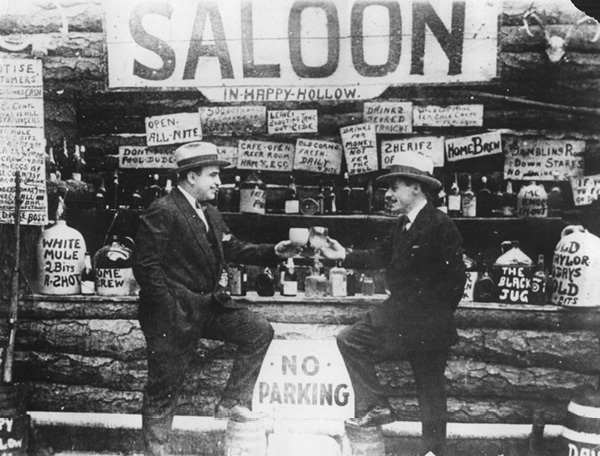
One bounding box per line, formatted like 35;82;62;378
309;226;329;251
289;227;310;247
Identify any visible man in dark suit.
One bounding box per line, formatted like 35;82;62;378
321;152;466;456
133;141;298;456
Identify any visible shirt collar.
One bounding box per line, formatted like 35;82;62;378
406;199;427;225
178;185;199;209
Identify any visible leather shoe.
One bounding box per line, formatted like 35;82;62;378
214;403;266;421
344;405;395;427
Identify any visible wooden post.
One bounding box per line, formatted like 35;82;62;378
3;171;22;384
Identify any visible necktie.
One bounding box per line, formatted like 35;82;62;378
195;201;209;232
399;215;409;233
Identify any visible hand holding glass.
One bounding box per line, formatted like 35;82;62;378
309;226;329;251
289;228;310;247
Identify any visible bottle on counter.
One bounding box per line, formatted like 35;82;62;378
71;145;85;182
81;252;95;295
517;181;548;218
461;174;476;217
361;275;375;296
364;178;373;214
325;180;337;215
346;269;357;296
46;146;58;182
316;180;325;215
447;173;461;217
95;175;108;210
164;178;173;195
228;263;247;297
305;257;328;298
473;261;497;303
502;180;517;216
93;236;138;296
279;258;298;296
328;261;347;297
436;186;448;214
284;174;300;214
255;267;275;296
547;171;563;218
490;180;504;217
530;254;548;305
230;175;241;212
339;172;352;214
476;176;492;217
240;171;267;214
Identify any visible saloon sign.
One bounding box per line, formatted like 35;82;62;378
104;0;498;101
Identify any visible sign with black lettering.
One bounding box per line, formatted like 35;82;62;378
268;110;318;134
381;136;444;168
0;57;47;225
413;104;484;127
119;146;175;168
445;132;502;162
252;340;354;420
217;145;239;168
492;265;533;305
238;140;294;172
199;106;266;136
145;112;202;147
105;0;499;101
570;174;600;206
364;102;412;133
504;138;585;181
340;123;378;176
294;139;342;174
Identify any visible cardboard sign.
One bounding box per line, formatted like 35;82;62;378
413;104;484;127
504;138;585;181
252;340;354;420
381;136;445;168
445;131;502;162
364;102;412;133
0;57;47;225
268;110;318;134
145;112;202;147
118;146;175;168
492;265;533;305
105;0;499;100
199;106;266;136
294;139;342;174
570;174;600;206
238;140;294;171
217;145;239;168
340;123;378;176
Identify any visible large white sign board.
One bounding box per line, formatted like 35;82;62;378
252;340;354;420
105;0;499;101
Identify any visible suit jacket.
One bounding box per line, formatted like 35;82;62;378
343;202;466;353
133;187;279;337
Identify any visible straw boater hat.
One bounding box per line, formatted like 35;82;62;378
376;152;441;190
169;141;230;174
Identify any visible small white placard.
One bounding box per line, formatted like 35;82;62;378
268;110;318;134
340;123;378;176
199;106;266;136
381;136;445;168
145;112;202;146
413;104;484;127
294;139;342;174
445;131;502;162
238;140;294;172
570;174;600;206
119;146;175;168
364;101;413;133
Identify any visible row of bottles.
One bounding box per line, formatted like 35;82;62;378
440;173;564;218
45;140;88;182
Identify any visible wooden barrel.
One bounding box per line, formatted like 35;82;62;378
561;391;600;456
224;417;267;456
344;424;385;456
0;384;28;456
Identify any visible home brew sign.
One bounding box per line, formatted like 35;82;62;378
0;57;47;225
252;340;354;420
105;0;498;101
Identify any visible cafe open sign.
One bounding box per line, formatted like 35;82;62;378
104;0;498;101
252;340;354;420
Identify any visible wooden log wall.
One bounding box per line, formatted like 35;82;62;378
7;295;600;426
1;0;600;428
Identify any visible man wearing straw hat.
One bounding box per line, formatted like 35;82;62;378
321;152;466;456
133;141;299;456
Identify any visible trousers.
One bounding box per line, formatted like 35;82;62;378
337;316;450;456
141;307;274;456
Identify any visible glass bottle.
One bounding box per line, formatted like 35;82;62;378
280;258;298;296
145;174;163;204
491;180;504;217
340;172;352;214
255;267;275;296
447;173;461;217
476;176;492;217
240;172;267;214
547;171;563;218
95;175;108;210
502;180;517;216
228;263;247;297
361;275;375;296
284;174;300;214
325;180;337;214
164;178;173;194
71;145;84;181
346;269;357;296
473;262;497;303
462;253;478;301
316;180;325;215
328;261;347;297
530;254;548;305
364;178;373;214
461;174;476;217
46;146;58;182
231;175;241;212
81;252;95;295
436;186;448;214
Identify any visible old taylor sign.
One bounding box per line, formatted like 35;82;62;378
104;0;498;101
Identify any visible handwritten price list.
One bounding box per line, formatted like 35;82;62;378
0;57;47;225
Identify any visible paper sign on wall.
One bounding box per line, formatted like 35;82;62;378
268;110;318;135
381;137;445;168
504;138;585;181
340;123;378;176
119;146;175;168
252;340;354;420
413;104;484;127
199;106;266;136
364;102;413;134
217;145;239;168
145;112;202;147
294;139;342;174
445;132;502;162
0;57;47;225
570;174;600;206
238;140;294;172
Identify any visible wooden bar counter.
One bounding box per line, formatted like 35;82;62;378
9;293;600;427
